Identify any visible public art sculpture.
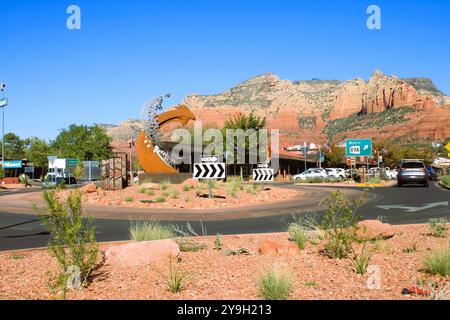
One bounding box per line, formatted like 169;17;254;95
136;93;196;174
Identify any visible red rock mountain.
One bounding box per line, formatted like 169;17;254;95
104;70;450;150
182;70;450;146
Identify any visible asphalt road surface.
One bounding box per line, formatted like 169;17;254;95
0;182;448;251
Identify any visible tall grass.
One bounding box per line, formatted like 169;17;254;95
258;267;293;300
129;220;175;241
423;245;450;277
164;260;185;293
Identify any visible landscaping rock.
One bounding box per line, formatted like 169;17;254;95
356;220;397;241
80;183;97;193
258;240;301;256
105;239;180;268
140;183;160;190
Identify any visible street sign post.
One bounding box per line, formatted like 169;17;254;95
446;142;450;157
194;156;226;198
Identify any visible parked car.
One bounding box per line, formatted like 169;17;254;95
292;168;328;181
325;168;346;180
397;160;429;187
42;173;77;189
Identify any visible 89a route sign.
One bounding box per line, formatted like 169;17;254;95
346;139;373;157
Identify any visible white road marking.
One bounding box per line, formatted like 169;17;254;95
376;201;448;213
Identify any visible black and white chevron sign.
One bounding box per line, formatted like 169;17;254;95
193;163;226;179
253;168;274;181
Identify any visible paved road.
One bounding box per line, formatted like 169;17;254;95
0;183;448;251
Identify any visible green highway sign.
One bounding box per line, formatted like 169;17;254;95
346;139;373;157
0;98;8;108
67;159;79;166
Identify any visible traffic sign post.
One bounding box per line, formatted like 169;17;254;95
446;142;450;157
194;156;226;199
253;168;274;182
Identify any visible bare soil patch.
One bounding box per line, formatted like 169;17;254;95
1;223;448;300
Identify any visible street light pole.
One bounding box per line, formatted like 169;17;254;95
0;83;7;177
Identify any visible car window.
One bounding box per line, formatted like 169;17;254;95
402;162;425;169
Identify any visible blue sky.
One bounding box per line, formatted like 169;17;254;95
1;0;449;140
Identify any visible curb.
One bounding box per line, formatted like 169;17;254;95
438;182;450;190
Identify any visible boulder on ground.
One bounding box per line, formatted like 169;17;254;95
80;183;97;193
258;240;301;257
140;183;160;190
356;220;397;241
105;239;180;268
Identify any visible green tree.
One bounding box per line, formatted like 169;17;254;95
0;166;5;185
25;137;52;169
323;144;345;167
0;132;29;160
51;124;113;161
222;112;267;163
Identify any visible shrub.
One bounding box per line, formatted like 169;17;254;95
125;196;133;202
351;245;372;275
227;182;239;198
321;191;363;259
160;180;170;191
182;184;190;192
33;190;99;297
223;248;251;256
423;245;450;277
184;197;190;202
155;196;166;203
170;189;179;199
129;220;174;241
402;242;417;253
164;260;185;293
441;174;450;187
428;218;448;238
258;267;293;300
176;239;207;252
139;187;146;194
304;281;317;287
214;234;223;251
146;190;155;196
287;224;308;250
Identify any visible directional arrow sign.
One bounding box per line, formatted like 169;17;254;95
193;163;226;179
377;201;448;213
253;168;274;182
201;156;218;163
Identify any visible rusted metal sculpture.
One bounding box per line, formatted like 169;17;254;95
137;101;196;174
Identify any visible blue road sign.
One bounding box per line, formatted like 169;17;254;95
346;139;373;157
2;160;23;169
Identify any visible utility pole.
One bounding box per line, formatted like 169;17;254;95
0;83;7;183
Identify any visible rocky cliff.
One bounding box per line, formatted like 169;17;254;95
182;70;450;145
106;70;450;149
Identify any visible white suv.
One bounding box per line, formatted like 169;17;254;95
292;168;328;181
325;168;346;180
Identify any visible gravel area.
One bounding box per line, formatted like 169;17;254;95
66;182;300;209
0;224;448;300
